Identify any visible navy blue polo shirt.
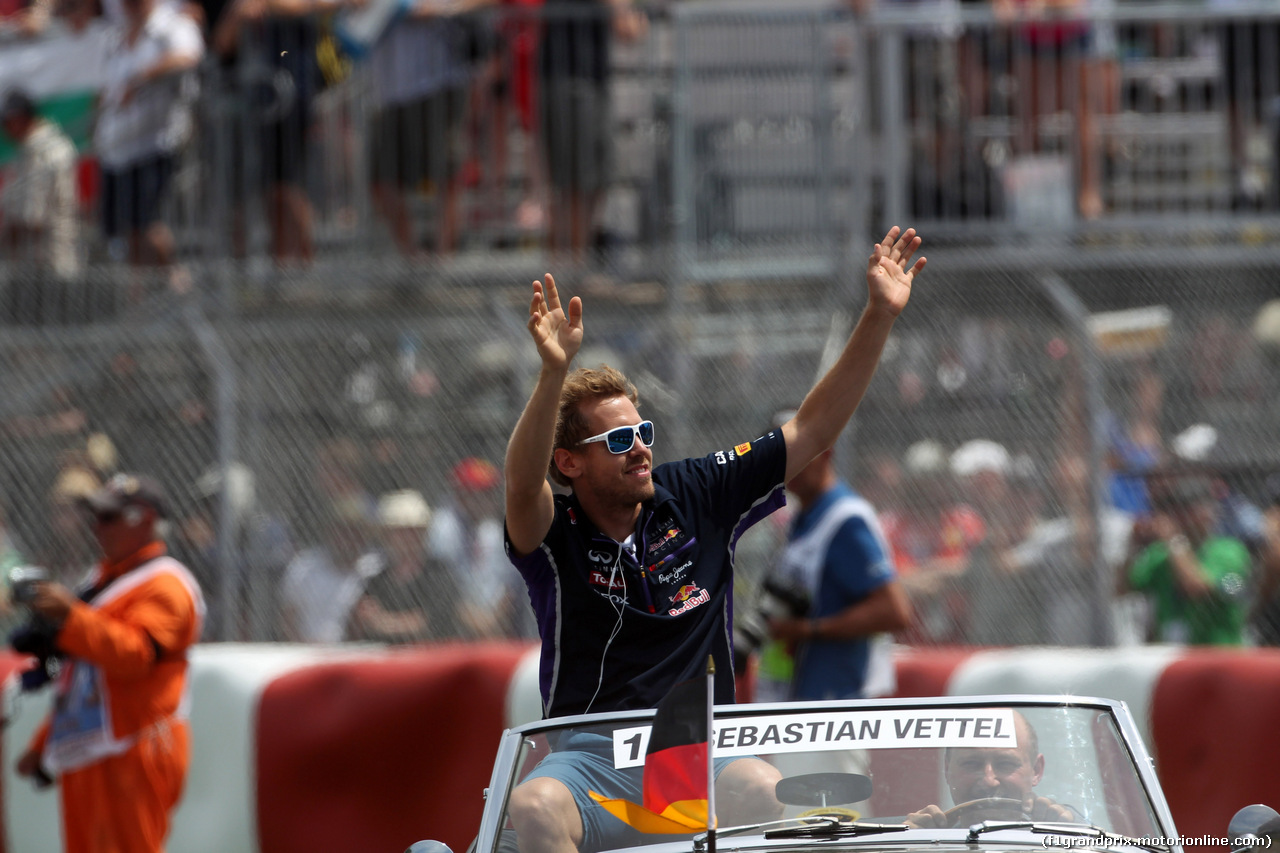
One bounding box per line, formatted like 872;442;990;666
506;428;787;718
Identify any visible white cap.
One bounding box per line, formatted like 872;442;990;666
904;440;946;475
1172;423;1218;462
950;440;1011;477
378;489;432;528
1253;299;1280;348
196;463;256;518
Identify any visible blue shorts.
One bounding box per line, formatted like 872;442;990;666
522;732;741;853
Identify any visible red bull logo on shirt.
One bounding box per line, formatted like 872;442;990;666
648;527;682;554
667;584;710;616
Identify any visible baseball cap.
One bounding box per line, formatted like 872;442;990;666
379;489;431;528
451;457;499;492
0;90;35;122
904;440;946;476
1172;423;1218;462
79;473;169;519
950;439;1011;478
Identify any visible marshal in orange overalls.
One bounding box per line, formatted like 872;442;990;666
26;544;204;853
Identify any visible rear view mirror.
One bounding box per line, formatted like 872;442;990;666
1228;804;1280;853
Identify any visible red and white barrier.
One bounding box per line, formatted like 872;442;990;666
5;643;1280;853
3;643;533;853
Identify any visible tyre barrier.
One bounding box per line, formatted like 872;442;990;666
3;643;1279;852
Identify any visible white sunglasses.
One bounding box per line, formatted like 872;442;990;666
578;421;655;454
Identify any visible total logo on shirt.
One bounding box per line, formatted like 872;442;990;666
589;569;626;591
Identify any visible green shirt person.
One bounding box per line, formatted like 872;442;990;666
1121;477;1249;646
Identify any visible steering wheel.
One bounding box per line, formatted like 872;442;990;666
942;797;1030;827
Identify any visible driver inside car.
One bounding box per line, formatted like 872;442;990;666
905;711;1075;828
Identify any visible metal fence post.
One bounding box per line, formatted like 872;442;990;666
183;301;240;642
1038;272;1113;648
879;23;908;230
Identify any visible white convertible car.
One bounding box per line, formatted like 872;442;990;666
410;695;1279;853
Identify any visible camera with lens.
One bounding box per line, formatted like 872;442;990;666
7;566;61;690
9;565;49;606
733;576;811;674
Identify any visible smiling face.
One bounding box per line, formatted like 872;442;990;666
558;395;654;510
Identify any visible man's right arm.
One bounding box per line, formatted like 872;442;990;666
504;274;583;557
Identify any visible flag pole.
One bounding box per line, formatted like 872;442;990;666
705;655;716;853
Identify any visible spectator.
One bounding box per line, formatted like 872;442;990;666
888;439;985;644
94;0;203;274
39;466;104;586
348;489;465;643
481;0;548;235
213;0;324;269
1251;475;1280;645
279;497;380;642
1170;423;1267;554
1117;476;1250;645
312;435;377;518
1217;16;1280;209
538;0;644;262
428;456;532;638
755;431;911;702
174;462;294;641
949;440;1040;646
0;0;55;36
1104;364;1164;516
1;89;79;290
999;452;1133;646
12;473;204;853
993;0;1116;219
367;2;472;259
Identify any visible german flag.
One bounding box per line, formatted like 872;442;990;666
590;661;715;834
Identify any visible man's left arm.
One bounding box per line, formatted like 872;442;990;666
771;583;910;643
781;227;926;483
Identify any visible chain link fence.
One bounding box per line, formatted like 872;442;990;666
1;256;1276;649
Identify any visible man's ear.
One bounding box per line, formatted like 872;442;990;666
1031;753;1045;786
553;448;583;482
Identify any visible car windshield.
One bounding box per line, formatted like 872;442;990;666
487;701;1167;853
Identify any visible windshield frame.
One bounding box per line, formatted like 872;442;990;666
473;695;1179;853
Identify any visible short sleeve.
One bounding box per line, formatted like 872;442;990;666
825;516;894;602
658;428;787;529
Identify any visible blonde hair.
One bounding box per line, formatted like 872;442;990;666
549;366;639;487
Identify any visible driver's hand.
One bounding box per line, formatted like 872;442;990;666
905;805;947;828
1029;796;1074;822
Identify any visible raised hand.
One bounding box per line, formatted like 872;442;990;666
866;226;926;318
527;273;583;371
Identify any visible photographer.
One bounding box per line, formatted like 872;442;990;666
1117;476;1250;646
752;433;912;702
10;473;204;853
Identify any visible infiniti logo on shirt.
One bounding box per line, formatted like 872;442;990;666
588;550;613;564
